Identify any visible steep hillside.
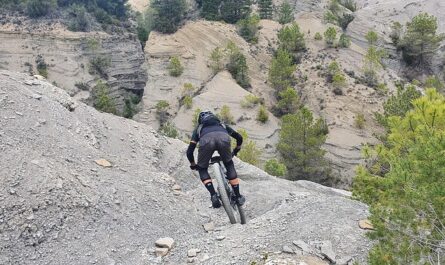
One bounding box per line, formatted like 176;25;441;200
0;20;147;113
0;71;371;264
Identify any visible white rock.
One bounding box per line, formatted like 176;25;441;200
320;241;336;263
282;245;294;254
216;235;225;241
292;240;312;254
155;237;174;249
203;222;215;232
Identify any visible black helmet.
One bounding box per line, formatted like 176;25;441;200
198;110;213;124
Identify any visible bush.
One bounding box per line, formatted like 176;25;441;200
93;80;116;114
192;108;202;127
324;27;337;47
227;44;250;88
278;1;293;24
182;95;193;109
424;75;444;91
240;94;261;108
181;83;195;97
274;87;300;116
136;7;155;46
219;105;235;124
168;56;184;77
314;32;323;40
340;0;357;12
332;73;347;89
159;122;179;138
209;47;224;74
235;129;261;166
155;100;170;125
238;14;260;43
123;94;140;119
26;0;57;18
354;113;365;129
264;159;287;177
151;0;187;34
338;14;354;30
36;55;48;78
375;83;388;96
256;105;269;123
75;82;89;91
365;31;378;45
258;0;273;19
219;0;251;24
68;4;91;32
338;33;351;48
278;23;306;53
88;56;111;78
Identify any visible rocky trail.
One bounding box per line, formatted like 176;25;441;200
0;71;371;264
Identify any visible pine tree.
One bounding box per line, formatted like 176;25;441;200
278;23;306;53
268;49;296;93
201;0;222;20
220;0;251;24
400;13;445;67
258;0;273;19
353;89;445;264
278;1;293;24
151;0;187;34
324;27;337;47
278;107;329;182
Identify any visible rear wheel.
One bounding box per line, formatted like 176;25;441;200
220;165;247;225
213;164;236;224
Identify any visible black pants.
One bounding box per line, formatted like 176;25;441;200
197;132;237;181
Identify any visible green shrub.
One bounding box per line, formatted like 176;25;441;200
256;105;269;123
314;32;323;40
155;100;170;125
209;47;224;74
75;82;89;91
365;31;378;45
354;113;365;129
340;0;357;12
278;1;293;24
240;94;261;108
68;4;90;32
338;33;351;48
278;23;306;53
219;105;235;124
332;73;346;89
151;0;187;34
159;122;179;138
88;56;111;78
182;95;193;109
264;159;287;177
258;0;273;19
26;0;57;18
168;56;184;77
238;14;260;43
424;75;444;91
324;27;337;47
36;55;48;78
235;129;261;166
192;108;202;127
375;83;388;96
93;80;116;114
326;61;340;82
123;95;140;119
227;44;250;88
274;87;300;116
181;83;195;97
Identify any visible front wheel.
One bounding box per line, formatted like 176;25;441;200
213;163;236;224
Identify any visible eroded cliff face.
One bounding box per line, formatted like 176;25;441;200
0;21;147;113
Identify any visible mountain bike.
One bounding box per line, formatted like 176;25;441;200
210;156;247;225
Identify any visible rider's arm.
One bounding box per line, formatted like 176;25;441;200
186;130;199;164
226;125;243;148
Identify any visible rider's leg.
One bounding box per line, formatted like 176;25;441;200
198;168;216;196
223;160;241;197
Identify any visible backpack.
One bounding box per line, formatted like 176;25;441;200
197;115;227;138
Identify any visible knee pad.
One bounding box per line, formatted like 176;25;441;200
198;168;211;182
223;160;237;180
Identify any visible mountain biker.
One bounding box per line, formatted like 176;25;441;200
186;110;246;208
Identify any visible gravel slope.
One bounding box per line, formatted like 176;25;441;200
0;71;371;265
